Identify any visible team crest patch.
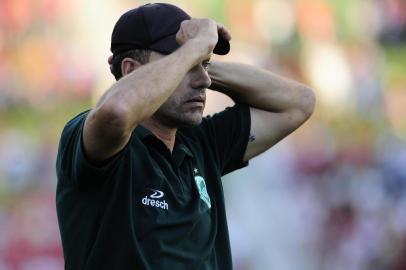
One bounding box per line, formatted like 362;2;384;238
194;175;211;208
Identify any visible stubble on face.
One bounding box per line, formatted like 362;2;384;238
153;87;206;128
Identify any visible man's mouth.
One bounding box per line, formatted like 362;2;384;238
185;96;206;106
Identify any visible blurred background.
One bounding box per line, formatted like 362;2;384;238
0;0;405;269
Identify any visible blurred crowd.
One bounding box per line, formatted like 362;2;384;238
0;0;405;269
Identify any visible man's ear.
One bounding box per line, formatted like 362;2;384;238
121;58;142;76
108;55;114;73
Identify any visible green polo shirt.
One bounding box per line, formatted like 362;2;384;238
56;104;250;270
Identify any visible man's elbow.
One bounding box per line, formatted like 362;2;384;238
90;101;134;138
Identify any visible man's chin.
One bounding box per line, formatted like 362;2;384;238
156;110;203;128
178;117;202;128
176;109;203;126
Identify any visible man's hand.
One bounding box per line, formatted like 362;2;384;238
176;19;218;57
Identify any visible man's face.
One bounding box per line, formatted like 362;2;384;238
149;51;212;128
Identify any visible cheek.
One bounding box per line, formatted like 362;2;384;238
166;94;182;108
176;77;192;95
170;87;189;106
161;78;191;110
159;93;183;114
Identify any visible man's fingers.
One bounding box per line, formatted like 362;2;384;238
175;27;185;45
217;23;231;41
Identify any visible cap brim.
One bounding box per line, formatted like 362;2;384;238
213;36;230;55
150;34;230;55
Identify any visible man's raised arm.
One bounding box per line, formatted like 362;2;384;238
83;19;219;163
208;61;316;161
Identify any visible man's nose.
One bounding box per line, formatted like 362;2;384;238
191;65;212;89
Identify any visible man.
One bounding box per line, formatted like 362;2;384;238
56;3;315;270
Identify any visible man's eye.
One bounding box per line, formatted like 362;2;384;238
202;61;211;70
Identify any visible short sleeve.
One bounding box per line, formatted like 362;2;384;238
200;104;251;176
56;111;127;186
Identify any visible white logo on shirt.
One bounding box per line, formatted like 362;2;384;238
194;174;211;209
150;189;164;199
141;189;168;210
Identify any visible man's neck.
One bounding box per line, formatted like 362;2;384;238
141;118;177;152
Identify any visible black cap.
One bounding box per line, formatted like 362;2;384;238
111;3;230;56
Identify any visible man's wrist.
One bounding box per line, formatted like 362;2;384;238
181;38;214;63
208;61;227;92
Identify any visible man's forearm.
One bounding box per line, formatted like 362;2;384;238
209;61;315;116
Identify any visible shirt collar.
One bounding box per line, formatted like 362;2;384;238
134;124;155;140
134;125;194;159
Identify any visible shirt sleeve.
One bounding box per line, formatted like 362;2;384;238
56;111;128;187
200;104;251;176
